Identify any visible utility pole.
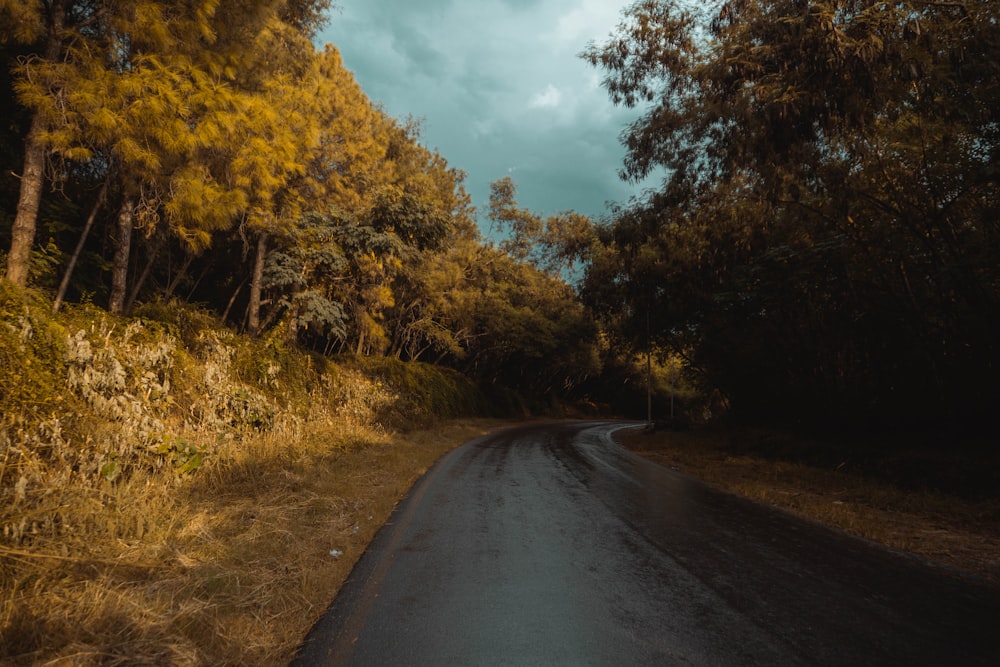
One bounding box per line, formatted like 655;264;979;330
669;358;675;421
646;310;652;426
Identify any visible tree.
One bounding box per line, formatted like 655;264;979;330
3;0;332;310
584;0;1000;426
3;0;62;286
488;176;543;262
487;176;597;280
262;210;349;344
460;246;601;395
209;14;329;334
328;118;466;354
304;46;394;213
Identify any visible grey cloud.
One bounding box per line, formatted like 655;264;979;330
392;30;450;79
318;0;644;224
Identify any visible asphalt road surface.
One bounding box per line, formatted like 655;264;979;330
292;421;1000;666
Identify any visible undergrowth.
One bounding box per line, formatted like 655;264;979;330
0;284;496;665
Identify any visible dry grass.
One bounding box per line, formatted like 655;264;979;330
1;417;507;666
0;287;507;665
619;427;1000;586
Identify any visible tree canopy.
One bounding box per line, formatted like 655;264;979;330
1;4;602;404
583;0;1000;427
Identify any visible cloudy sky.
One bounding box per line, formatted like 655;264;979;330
316;0;656;229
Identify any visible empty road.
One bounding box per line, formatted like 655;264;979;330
293;421;1000;666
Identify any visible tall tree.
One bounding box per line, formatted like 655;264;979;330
4;0;62;286
583;0;1000;425
488;176;543;262
234;17;332;335
4;0;331;306
487;176;596;280
305;46;393;214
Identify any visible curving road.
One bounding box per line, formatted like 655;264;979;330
292;421;1000;666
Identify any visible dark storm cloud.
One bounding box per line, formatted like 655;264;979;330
318;0;653;225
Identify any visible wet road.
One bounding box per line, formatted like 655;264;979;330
292;421;1000;666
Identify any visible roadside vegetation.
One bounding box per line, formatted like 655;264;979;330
0;0;603;408
0;283;507;665
2;0;998;662
579;0;999;432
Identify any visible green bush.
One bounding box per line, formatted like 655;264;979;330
339;355;489;428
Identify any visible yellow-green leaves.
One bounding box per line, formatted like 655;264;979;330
0;0;44;44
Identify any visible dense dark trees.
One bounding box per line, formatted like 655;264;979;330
583;0;999;428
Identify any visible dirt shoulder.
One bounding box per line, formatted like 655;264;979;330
616;426;1000;587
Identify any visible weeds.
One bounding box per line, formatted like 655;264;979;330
0;288;499;665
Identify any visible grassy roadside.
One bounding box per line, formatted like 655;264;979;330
618;426;1000;586
0;283;514;665
2;417;508;666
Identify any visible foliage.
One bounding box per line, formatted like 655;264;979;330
0;286;490;549
1;2;614;413
488;175;599;279
342;355;489;428
0;282;501;665
467;248;601;392
132;298;222;348
0;280;72;433
583;0;1000;428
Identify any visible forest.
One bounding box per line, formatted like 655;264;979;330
2;0;998;430
582;0;999;431
0;0;610;410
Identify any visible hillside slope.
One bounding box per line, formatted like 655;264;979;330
0;283;501;665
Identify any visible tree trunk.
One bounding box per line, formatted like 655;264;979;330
286;296;300;344
164;251;195;298
7;119;49;287
124;234;163;315
5;1;66;287
53;177;108;312
248;232;268;336
355;327;366;356
221;276;248;324
185;259;213;301
109;198;135;314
